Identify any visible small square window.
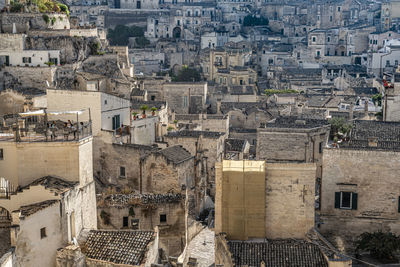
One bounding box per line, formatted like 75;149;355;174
40;227;47;239
123;216;128;227
104;100;107;105
120;166;126;178
160;214;167;223
0;149;3;160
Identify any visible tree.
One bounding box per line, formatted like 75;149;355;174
243;15;269;26
328;117;352;137
135;36;150;48
372;93;382;106
356;232;400;262
171;67;201;82
107;25;145;46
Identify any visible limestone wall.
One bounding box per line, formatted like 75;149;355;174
265;163;316;239
0;34;24;51
16;202;63;267
2;66;56;90
1;13;70;33
320;148;400;251
0;137;92;188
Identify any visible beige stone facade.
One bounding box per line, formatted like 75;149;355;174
320;148;400;251
215;160;316;240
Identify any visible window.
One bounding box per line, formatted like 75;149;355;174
330;16;332;22
316;50;321;57
123;216;129;227
40;227;47;239
386;60;390;67
151;95;156;101
0;149;3;160
160;214;167;223
120;166;126;178
104;100;107;105
338;6;341;12
327;36;330;43
112;114;120;130
396;60;399;66
334;192;357;210
22;57;32;63
319;142;323;153
183;96;188;108
312;36;316;42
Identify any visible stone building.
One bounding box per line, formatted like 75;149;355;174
46;89;131;136
174;113;229;133
214;160;351;267
224;138;250;160
97;193;185;256
319;120;400;252
162;82;208;114
95;143;194;194
164;130;226;194
0;113;97;267
256;117;331;180
384;72;400;122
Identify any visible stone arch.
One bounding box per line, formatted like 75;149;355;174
173;27;181;39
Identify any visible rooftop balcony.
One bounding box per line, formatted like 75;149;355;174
1;110;92;142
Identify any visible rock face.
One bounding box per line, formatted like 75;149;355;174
24;36;102;64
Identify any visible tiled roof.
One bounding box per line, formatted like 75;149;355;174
102;193;184;207
20;176;77;194
262;116;330;129
165;130;225;139
228;239;328;267
344;120;400;150
225;138;246;152
131;89;146;96
18;200;59;217
83;230;154;266
158;145;193;164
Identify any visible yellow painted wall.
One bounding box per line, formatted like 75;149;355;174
216;160;265;240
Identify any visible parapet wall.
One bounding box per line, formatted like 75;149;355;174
1;13;70;33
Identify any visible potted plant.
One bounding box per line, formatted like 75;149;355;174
140;105;148;118
151;107;157;116
333;136;338;148
132;112;138;120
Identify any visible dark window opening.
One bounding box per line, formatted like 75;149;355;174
0;149;3;160
319;142;323;153
40;227;47;239
160;214;167;223
123;216;129;227
120;166;126;177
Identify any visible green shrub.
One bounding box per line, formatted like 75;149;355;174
10;2;24;12
356;232;400;262
42;14;50;24
51;17;56;25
